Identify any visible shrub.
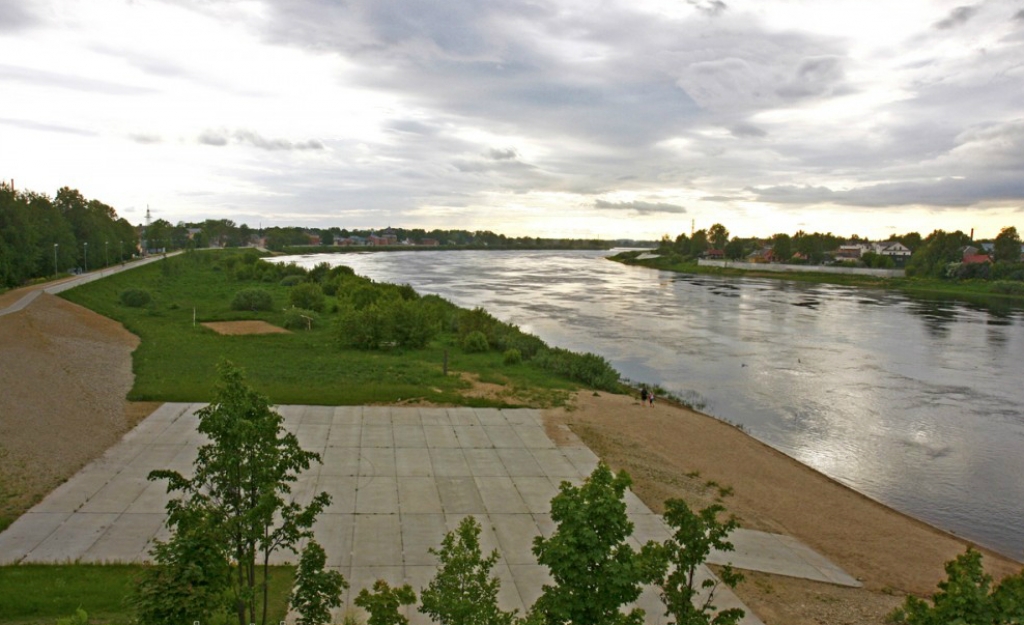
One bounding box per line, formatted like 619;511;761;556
231;288;273;311
290;282;326;312
533;347;620;391
990;280;1024;296
462;330;489;353
503;348;522;365
283;307;318;330
120;288;152;307
280;275;304;287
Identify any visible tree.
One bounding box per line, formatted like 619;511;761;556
291;540;348;625
691;229;709;255
770;234;792;262
530;463;651;625
420;516;517;625
994;226;1021;263
724;239;746;260
355;580;417;625
148;361;330;625
906;230;971;278
646;499;744;625
708;224;729;251
892;548;1024;624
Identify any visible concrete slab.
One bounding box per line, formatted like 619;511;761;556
1;404;859;624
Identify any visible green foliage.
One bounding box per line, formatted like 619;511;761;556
354;579;417;625
420;516;517;625
906;230;971;278
462;330;490;353
280;275;304;287
129;503;232;625
291;540;348;625
532;347;620;392
147;361;329;625
645;499;744;625
119;288;152;307
530;463;649;625
231;287;274;311
55;607;89;625
994;226;1021;263
284;307;319;330
290;282;326;312
891;548;1024;625
503;348;523;365
991;280;1024;296
708;223;729;251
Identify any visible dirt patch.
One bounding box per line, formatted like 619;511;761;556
544;391;1022;625
202;320;290;335
0;292;144;528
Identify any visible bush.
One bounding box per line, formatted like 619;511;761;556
991;280;1024;296
290;282;326;312
283;307;318;330
231;288;273;311
119;288;152;307
280;275;304;287
533;347;620;391
503;348;522;365
462;330;489;353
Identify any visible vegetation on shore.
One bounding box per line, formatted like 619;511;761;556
58;248;623;406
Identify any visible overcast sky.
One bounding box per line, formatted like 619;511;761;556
2;0;1023;240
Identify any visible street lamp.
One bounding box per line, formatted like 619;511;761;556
54;243;58;277
84;241;88;273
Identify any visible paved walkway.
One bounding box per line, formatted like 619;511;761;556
0;404;859;623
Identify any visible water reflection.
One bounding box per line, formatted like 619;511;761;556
276;250;1024;559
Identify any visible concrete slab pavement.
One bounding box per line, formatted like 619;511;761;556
0;404;862;624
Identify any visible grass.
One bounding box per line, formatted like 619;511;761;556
59;249;587;406
0;564;295;625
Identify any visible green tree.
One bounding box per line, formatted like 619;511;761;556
770;234;792;262
690;229;709;255
355;580;417;625
148;361;330;625
420;516;517;625
530;463;651;625
708;224;729;251
893;548;1024;625
724;239;746;260
906;230;971;278
290;540;348;625
646;500;744;625
994;226;1021;263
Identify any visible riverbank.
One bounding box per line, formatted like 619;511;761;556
609;251;1024;304
546;391;1022;625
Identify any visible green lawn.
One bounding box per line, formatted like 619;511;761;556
0;564;295;625
59;249;587;406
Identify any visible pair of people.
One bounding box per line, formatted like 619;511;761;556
640;386;655;406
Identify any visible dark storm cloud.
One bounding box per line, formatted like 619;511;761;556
594;200;687;215
935;5;979;29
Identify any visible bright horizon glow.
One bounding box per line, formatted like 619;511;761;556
1;0;1022;240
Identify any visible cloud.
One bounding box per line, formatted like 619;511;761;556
934;5;979;29
197;128;325;150
1015;8;1024;21
129;133;163;144
0;64;155;95
730;122;767;138
0;0;40;32
688;0;728;17
487;147;518;160
594;200;687;215
0;116;97;136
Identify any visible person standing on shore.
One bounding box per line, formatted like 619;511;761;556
649;389;655;407
640;386;648;404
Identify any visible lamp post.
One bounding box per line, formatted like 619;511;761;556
54;243;58;277
84;241;88;273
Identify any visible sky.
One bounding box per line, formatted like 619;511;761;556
1;0;1023;241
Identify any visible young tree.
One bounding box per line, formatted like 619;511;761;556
994;226;1021;263
530;463;651;625
420;516;517;625
893;548;1024;625
291;540;348;625
148;360;330;625
708;224;729;251
355;580;417;625
646;499;744;625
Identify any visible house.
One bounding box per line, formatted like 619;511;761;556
747;246;774;263
835;244;868;259
873;241;912;266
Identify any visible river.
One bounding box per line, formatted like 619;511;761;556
277;249;1024;560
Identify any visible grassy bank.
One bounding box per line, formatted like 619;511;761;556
59;249;621;406
610;251;1024;308
0;564;295;625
